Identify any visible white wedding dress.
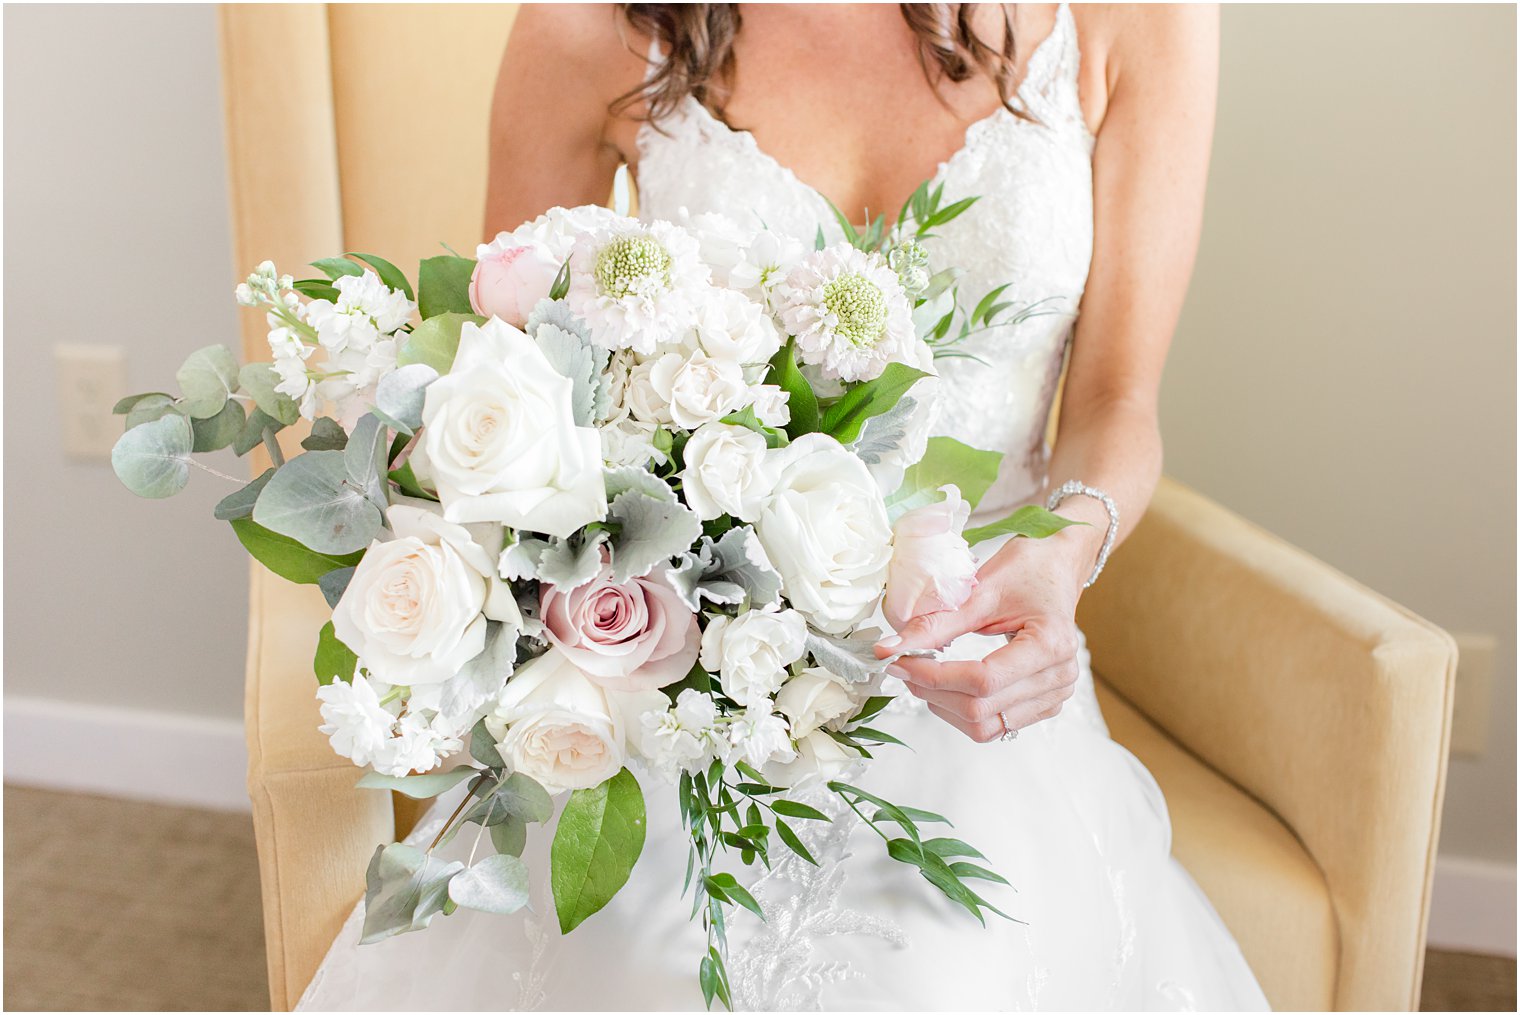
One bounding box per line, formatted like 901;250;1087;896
300;7;1269;1010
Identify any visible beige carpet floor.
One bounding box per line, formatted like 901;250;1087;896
2;783;1514;1012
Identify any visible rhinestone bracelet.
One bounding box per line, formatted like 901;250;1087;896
1046;480;1120;589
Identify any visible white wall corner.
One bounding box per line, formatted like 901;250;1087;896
1427;855;1518;957
3;696;249;812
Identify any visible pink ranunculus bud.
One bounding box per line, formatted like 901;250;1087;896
468;244;560;328
541;564;700;692
883;484;979;630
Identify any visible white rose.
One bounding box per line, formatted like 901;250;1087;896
331;505;516;687
486;648;662;794
700;608;808;707
647;350;750;430
774;666;856;739
755;434;893;634
681;422;775;521
412;317;607;537
690;287;783;365
764;729;861;788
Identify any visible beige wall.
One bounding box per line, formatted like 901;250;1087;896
2;5;1512;866
4;4;247;719
1165;4;1516;863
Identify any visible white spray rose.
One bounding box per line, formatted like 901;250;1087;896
681;422;775;521
748;384;792;428
330;505;516;687
883;484;979;629
764;730;862;789
699;607;808;707
411;317;607;538
754;434;893;634
689;287;783;365
774;666;856;738
646;350;750;430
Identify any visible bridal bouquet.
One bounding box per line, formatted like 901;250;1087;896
113;185;1073;1008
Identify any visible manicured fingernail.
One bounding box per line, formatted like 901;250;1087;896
885;663;910;680
877;635;902;651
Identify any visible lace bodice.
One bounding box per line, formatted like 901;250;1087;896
636;3;1095;516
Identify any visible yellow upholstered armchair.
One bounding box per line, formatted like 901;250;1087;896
222;6;1458;1011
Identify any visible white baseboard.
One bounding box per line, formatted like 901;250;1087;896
3;696;249;811
1427;856;1517;957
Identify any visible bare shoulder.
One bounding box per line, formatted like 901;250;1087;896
1089;4;1219;75
504;3;648;104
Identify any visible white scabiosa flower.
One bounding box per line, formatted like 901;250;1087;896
566;221;710;354
776;244;917;383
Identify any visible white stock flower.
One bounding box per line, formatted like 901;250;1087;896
411;317;607;537
566;219;710;354
599;411;664;469
636;689;724;777
305;270;413;353
754;434;893;634
681;422;775;521
645;350;750;430
726;707;795;769
375;711;462;776
700;607;808;707
774;666;856;739
316;676;462;777
330;505;515;688
776;244;917;382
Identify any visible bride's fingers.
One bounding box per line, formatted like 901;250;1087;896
903;660;1075;720
889;619;1068;695
874;601;988;658
926;695;1067;744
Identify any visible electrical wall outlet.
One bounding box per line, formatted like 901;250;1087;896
55;343;126;461
1450;632;1497;758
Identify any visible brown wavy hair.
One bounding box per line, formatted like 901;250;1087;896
614;4;1025;125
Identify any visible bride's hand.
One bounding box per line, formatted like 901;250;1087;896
873;529;1097;743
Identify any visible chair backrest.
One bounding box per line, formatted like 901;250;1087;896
221;4;519;362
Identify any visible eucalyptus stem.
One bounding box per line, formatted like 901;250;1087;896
426;790;474;853
187;459;244;484
261;427;286;468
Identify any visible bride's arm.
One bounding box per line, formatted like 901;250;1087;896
880;5;1221;742
483;4;645;237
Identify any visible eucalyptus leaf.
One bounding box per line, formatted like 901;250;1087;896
396;312;483;374
375;364;438;433
963;504;1085;546
115;392;178;429
214;468;275;521
359;843;464;943
344;414;391;515
468;718;505;769
490;816;529;857
176;345;239;419
112;413;193;498
301;417;349;452
191;398;246;453
550;768;647;934
355;767;478;799
229;516;363;584
238;362;300;426
252;449;384;555
318;565;356;608
448;854;530;914
314;620;358;685
417;255;477;319
469;771;554;826
233;406;283;456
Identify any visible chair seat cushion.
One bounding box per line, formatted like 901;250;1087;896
1096;679;1339;1011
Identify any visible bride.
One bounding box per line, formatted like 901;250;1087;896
300;3;1269;1010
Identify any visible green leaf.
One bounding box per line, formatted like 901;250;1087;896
191;399;246;453
963;504;1086;546
851;695;895;725
970;283;1012;327
214;468;274;521
233;406;283;456
238;362;300;426
922;836;986;860
291;278;338;301
699;954;720;1010
886;436;1002;516
311;256;364;281
251;449;385;555
113;391;169;416
468;718;505;769
873;805;952;827
706;873;764;920
919;195;979;233
765;341;819;437
388;458;433;500
948;860;1009;885
228;516;363;584
313;621;358;685
846;726;909;748
448;853;530;914
550;768;647;934
318;565;355;608
490;816;528;857
301;417;349;452
397;312;483;374
359;842;464;943
344;413;391;514
770;799;829;821
417;255;477;318
819;363;929;444
348;252;415;301
115;392;180;429
775;820;818;866
176;345;239;419
355;767;478;799
112;413;193;498
374;363;438;433
472;771;554;825
547;259;571;301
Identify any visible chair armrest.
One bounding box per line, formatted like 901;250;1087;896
245;564;396;1011
1076;477;1456;1012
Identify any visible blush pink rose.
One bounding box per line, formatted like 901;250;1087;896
541;566;699;691
883;485;979;629
468;245;559;328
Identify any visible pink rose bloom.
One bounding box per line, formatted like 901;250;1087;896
469;244;559;328
542;565;699;691
883;485;979;629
